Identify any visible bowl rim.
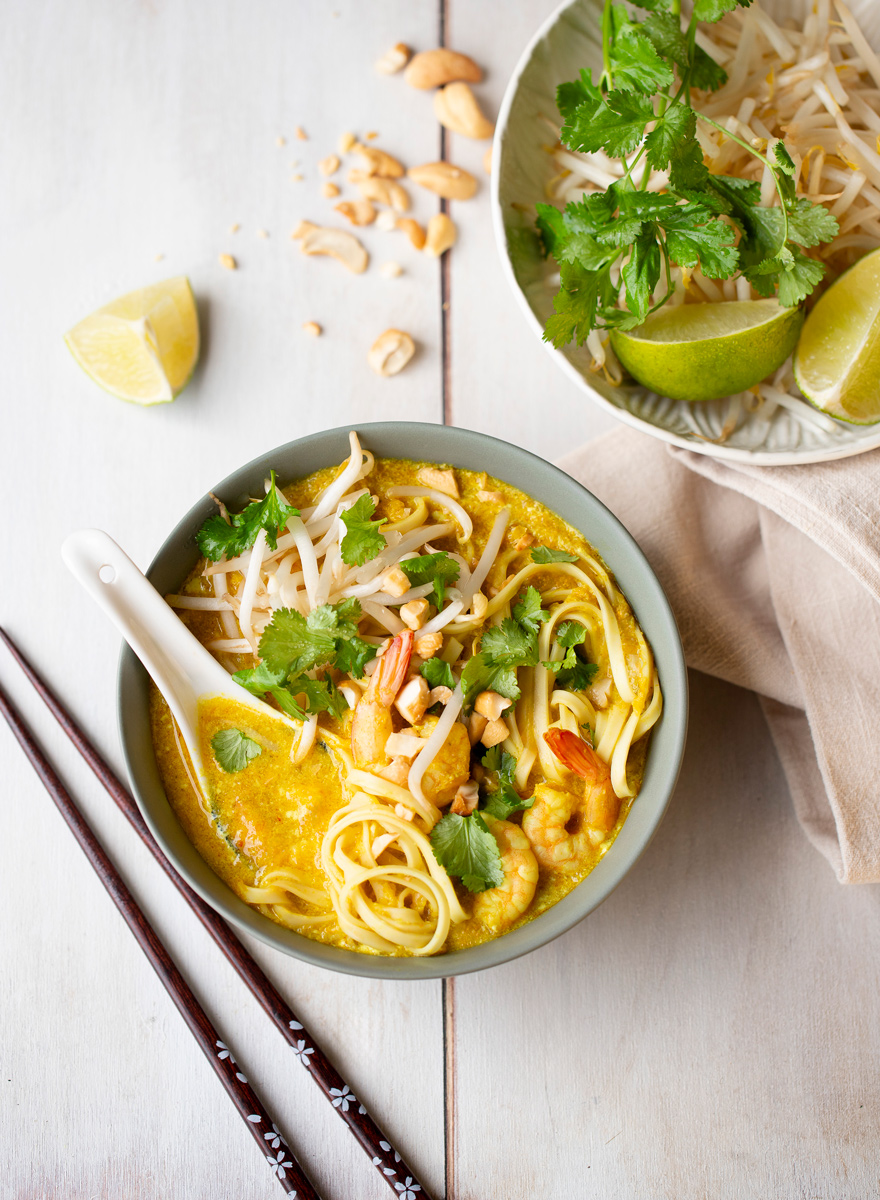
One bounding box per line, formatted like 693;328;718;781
117;420;689;980
490;0;880;467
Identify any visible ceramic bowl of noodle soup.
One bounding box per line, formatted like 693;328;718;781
118;422;688;979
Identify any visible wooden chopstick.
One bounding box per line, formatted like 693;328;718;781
0;671;319;1200
0;627;432;1200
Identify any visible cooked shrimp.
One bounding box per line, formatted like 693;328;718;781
522;729;621;873
472;817;539;933
351;630;414;768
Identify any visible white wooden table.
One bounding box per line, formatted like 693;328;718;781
3;3;879;1196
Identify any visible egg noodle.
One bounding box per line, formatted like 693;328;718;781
162;433;662;955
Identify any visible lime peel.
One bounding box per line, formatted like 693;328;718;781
609;299;804;403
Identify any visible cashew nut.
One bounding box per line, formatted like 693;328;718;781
404;48;482;90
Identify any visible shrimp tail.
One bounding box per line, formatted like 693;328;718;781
370;629;414;706
543;728;609;784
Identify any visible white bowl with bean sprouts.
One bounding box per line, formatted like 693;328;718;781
493;0;880;462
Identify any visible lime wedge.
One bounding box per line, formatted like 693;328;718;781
65;276;199;405
609;299;803;402
793;248;880;424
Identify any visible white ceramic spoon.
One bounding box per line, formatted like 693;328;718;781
61;528;294;791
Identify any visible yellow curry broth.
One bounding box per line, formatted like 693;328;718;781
150;456;648;955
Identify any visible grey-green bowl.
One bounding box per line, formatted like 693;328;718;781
118;422;688;980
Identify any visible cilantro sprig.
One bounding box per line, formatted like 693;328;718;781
461;586;551;710
429;810;504;893
234;598;376;721
399;551;461;608
538;0;839;349
197;472;298;562
340;495;387;566
481;747;534;821
543;621;599;692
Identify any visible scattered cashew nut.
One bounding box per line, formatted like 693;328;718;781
368;328;416;377
375;42;412;75
433;83;495;139
404;48;482;90
298;226;369;273
335;199;377;226
357;176;411;213
408;161;477;200
353;143;405;179
425;213;457;257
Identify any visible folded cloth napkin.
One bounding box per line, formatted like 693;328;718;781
559;427;880;884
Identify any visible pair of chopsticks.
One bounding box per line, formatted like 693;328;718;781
0;628;430;1200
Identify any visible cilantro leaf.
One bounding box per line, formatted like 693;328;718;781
644;103;696;174
557;620;589;649
562;90;656;158
196;472;298;562
512;587;551;636
211;728;262;773
668;134;710;191
461;652;521;710
639;11;689;66
629;0;673;9
420;658;456;690
691;45;728;91
334;636;377;680
481;747;534;820
257;598;376;682
556;70;603;122
609;16;675;94
544;261;604;348
746;247;826;308
399;551;461;609
233;662;306;719
340;495;386;566
531;546;578;564
622;225;662;319
786;198;839;248
693;0;752;22
662;203;739;278
535;203;569;259
543;621;599;691
258;608;337;675
429;811;504;893
545;653;599;692
291;676;348;719
482;619;537;668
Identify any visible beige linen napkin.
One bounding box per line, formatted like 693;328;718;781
559;427;880;884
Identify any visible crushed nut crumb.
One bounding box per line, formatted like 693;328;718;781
338;131;356;154
380;261;403;278
322;181;341;198
291;173;304;182
295;126;308;140
256;228;269;239
228;222;240;233
276;136;286;147
318;154;341;177
365;131;379;140
219;253;237;270
376;210;398;232
302;321;322;337
153;253;164;262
